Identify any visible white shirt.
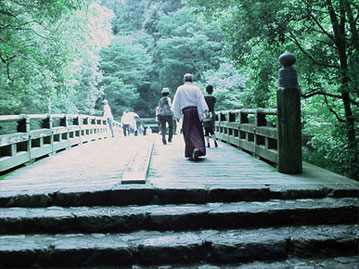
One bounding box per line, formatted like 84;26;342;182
172;82;209;119
121;113;132;125
103;105;113;120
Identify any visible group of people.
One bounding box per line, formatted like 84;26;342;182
157;73;218;161
102;72;218;161
101;100;141;138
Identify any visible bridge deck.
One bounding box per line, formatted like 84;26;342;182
0;134;358;197
149;135;358;188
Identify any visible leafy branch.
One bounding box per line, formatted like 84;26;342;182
310;14;336;44
324;95;345;123
301;88;359;107
286;32;340;69
0;53;16;83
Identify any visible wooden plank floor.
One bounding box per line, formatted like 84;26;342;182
0;136;154;195
149;134;359;188
0;134;358;197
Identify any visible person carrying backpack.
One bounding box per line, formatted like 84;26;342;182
158;87;173;145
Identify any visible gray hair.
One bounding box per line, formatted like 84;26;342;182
183;73;193;82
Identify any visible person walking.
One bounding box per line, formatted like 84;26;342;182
203;85;218;148
102;99;115;137
121;111;131;136
172;73;209;160
155;106;161;135
158;87;173;145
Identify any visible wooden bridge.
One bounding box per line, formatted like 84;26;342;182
0;52;358;268
1;129;356;192
0;123;358;268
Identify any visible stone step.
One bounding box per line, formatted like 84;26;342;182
0;197;357;234
0;184;358;208
39;256;359;269
0;224;357;268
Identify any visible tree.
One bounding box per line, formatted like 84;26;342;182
185;0;359;179
156;7;225;91
0;0;113;114
99;35;152;118
100;0;227;117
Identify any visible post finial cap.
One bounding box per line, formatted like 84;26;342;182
278;51;296;67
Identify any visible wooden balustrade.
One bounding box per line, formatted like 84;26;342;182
215;108;278;164
0;114;121;172
215;51;302;174
140;118;159;133
0;52;302;175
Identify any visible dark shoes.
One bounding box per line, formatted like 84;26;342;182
192;148;200;161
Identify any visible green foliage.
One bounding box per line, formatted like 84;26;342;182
99;35;152;118
100;0;228;117
0;0;113;115
185;0;359;179
200;62;246;110
156;7;224;90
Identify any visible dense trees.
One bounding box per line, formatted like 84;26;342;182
0;0;113;114
185;0;359;179
100;0;235;119
0;0;357;179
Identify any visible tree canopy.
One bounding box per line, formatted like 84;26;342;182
0;0;113;114
185;0;359;179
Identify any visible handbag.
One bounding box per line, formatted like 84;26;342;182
202;112;212;123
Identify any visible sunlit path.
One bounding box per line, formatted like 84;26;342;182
0;136;154;195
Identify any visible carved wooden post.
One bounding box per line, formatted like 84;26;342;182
277;51;302;174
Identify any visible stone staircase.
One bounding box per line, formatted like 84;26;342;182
0;185;358;268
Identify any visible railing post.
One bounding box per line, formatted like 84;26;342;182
277;51;302;174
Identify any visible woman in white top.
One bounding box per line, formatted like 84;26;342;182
102;99;114;137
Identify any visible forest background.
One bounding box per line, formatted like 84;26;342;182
0;0;358;180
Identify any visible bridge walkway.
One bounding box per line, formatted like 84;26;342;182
0;134;357;197
0;134;358;268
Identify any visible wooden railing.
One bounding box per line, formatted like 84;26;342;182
140;118;159;134
0;114;121;172
0;52;302;174
214;51;302;174
215;108;278;164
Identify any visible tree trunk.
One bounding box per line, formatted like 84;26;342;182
341;91;357;148
326;0;358;178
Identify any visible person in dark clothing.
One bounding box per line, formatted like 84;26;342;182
158;87;173;145
203;85;218;148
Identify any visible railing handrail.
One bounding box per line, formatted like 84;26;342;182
214;108;278;165
0;114;120;123
0;113;122;173
216;108;277;115
213;52;302;174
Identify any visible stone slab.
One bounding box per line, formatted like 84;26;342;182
0;197;357;234
0;225;357;268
